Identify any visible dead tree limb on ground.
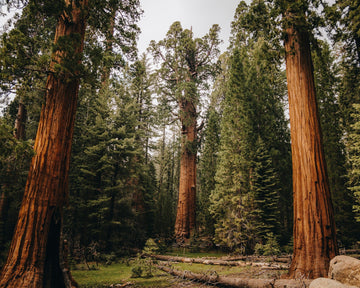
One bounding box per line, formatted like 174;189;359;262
150;255;289;270
156;265;312;288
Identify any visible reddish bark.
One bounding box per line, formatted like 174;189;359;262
0;1;88;287
284;20;338;278
175;96;197;240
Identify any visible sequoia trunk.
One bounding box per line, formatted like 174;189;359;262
0;1;88;287
175;98;197;241
285;22;338;278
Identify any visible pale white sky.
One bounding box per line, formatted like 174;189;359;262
137;0;240;53
0;1;241;52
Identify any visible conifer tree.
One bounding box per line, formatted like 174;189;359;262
0;3;56;249
0;0;142;285
0;119;34;264
230;0;292;244
348;104;360;222
152;90;180;239
251;137;280;241
154;129;180;239
209;46;271;253
210;0;290;253
149;22;220;241
281;0;338;278
0;1;89;286
197;53;229;237
312;41;360;246
198;106;220;236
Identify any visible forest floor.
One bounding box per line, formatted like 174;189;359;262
71;251;290;288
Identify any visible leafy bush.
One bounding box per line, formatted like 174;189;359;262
131;266;143;278
282;237;293;254
254;233;281;256
142;238;159;255
131;238;159;278
102;253;116;265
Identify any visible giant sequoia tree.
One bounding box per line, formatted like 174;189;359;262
150;22;220;241
0;4;56;249
283;0;338;278
0;0;89;287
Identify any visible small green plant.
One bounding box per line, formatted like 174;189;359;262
143;238;159;255
102;253;116;266
131;265;143;278
131;238;160;278
254;233;281;256
282;237;293;254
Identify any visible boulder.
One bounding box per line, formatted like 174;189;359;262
310;278;358;288
329;255;360;287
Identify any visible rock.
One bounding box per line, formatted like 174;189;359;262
310;278;358;288
329;255;360;287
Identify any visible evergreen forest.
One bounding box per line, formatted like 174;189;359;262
1;0;360;287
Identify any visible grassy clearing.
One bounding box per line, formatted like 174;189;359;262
172;262;252;275
171;262;286;279
71;252;288;287
72;263;172;288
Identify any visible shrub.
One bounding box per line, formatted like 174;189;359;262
131;266;143;278
254;233;281;256
131;238;160;278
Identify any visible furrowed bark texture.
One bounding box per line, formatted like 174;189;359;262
285;23;338;278
175;96;197;240
0;1;88;287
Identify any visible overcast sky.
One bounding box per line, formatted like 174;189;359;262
1;0;240;52
137;0;240;54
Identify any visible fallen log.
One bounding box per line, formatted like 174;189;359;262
341;249;360;255
157;265;312;288
216;255;291;264
150;254;289;270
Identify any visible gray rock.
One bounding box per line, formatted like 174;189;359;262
329;255;360;287
310;278;358;288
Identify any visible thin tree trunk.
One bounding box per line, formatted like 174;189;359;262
100;7;116;87
284;18;338;278
175;98;197;241
0;1;88;287
13;101;27;140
